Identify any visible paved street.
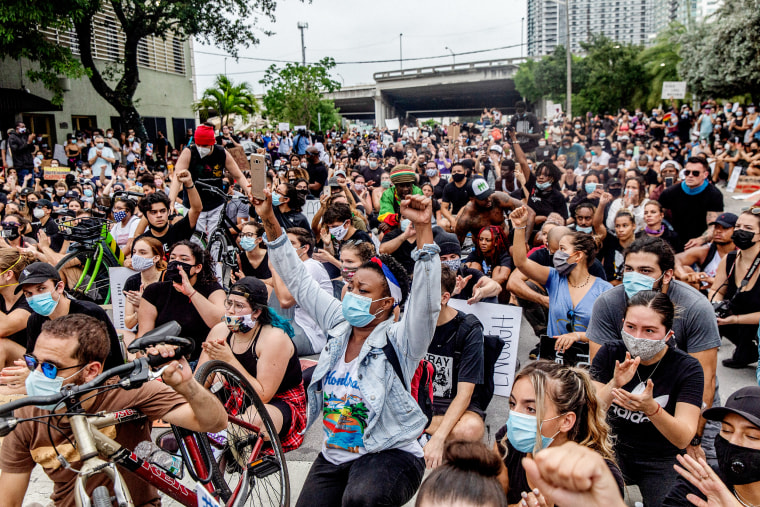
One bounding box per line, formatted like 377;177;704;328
13;189;760;506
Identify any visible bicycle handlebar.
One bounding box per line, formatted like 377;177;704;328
194;181;249;204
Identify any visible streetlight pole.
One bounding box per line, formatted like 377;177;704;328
445;46;455;65
399;33;403;70
297;22;309;65
565;0;572;117
521;17;525;58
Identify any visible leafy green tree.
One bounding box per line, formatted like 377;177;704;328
260;57;342;131
193;75;258;127
637;25;683;109
0;0;279;140
678;0;760;101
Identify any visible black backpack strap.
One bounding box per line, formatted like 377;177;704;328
382;339;407;388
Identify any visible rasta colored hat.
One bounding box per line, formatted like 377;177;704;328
194;125;216;146
390;165;416;184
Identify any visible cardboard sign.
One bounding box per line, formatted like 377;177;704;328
43;165;71;180
226;146;250;173
726;166;742;193
109;267;138;330
448;300;522;397
661;81;687;100
447;124;460;140
385;118;400;131
278;122;290;132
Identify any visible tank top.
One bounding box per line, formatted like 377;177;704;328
226;326;302;393
186;145;227;211
700;243;724;279
724;251;760;316
239;250;272;280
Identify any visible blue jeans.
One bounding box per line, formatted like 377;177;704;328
295;449;425;507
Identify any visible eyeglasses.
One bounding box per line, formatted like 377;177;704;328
24;354;86;380
223;299;251;312
683;170;702;177
239;232;257;239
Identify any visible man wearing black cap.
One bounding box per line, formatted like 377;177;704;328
675;212;737;288
434;228;501;304
663;386;760;507
454;177;535;244
305;146;327;197
17;262;123;371
32;199;64;253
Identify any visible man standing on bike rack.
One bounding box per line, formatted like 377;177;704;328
0;314;228;506
172;123;251;241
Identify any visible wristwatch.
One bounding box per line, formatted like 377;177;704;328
690;436;702;447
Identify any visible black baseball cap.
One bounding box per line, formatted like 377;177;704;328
229;276;268;306
709;213;738;228
15;262;61;293
703;386;760;428
36;199;54;210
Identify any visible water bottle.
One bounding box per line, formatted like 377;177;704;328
134;440;183;479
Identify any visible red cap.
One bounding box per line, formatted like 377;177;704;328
194;125;216;146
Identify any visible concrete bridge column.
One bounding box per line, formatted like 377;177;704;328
374;95;387;127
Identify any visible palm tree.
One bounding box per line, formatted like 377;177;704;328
637;24;684;109
193;75;258;126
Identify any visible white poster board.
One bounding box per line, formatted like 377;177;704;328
661;81;687;100
303;199;322;227
448;300;522;397
726;165;742;193
277;122;290;132
385;118;400;131
53;144;67;164
294;125;307;132
109;266;138;330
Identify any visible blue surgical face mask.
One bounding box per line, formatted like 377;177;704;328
576;225;593;234
341;292;390;327
271;192;282;207
622;271;663;299
84;188;94;197
400;219;411;232
536;181;552;191
25;366;85;411
442;258;461;272
584;183;597;194
240;237;258;252
506;411;562;453
27;290;61;317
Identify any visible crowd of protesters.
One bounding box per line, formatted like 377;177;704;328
0;97;758;507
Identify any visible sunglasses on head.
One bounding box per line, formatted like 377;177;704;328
683;170;702;177
24;354;86;380
741;206;760;215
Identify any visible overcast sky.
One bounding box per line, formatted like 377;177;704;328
192;0;527;96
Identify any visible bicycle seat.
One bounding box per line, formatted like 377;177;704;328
128;321;192;355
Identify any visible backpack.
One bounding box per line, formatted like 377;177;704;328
382;340;435;429
452;312;504;411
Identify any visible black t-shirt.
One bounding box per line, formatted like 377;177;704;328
599;234;626;283
275;208;311;232
465;248;514;276
639;168;660;187
137;215;194;254
442;180;470;215
124;273;142;293
43;218;64;253
186;145;227;211
141;279;224;361
590;342;704;458
529;246;607;280
27;299;124;371
510;113;543;153
426;311;484;401
525;184;569;219
535;146;556;162
494;429;625;505
0;295;31;346
307;162;328;197
420;177;447;200
380;229;417;276
361;166;384;186
658;183;723;244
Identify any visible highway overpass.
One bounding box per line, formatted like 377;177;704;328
325;58;526;125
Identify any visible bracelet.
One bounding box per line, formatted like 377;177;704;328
513;225;527;230
185;183;195;189
645;403;661;418
188;290;197;300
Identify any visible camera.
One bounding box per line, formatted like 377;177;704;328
712;300;733;319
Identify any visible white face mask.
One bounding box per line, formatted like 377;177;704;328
197;146;211;158
329;221;349;241
33;208;46;219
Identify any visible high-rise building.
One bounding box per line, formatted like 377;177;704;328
527;0;700;57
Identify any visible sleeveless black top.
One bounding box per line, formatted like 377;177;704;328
186;144;227;211
226;326;302;393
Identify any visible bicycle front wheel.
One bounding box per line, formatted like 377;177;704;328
195;360;290;507
207;233;235;289
55;247;118;304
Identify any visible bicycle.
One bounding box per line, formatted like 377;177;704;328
53;190;143;305
0;321;290;507
194;181;250;289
